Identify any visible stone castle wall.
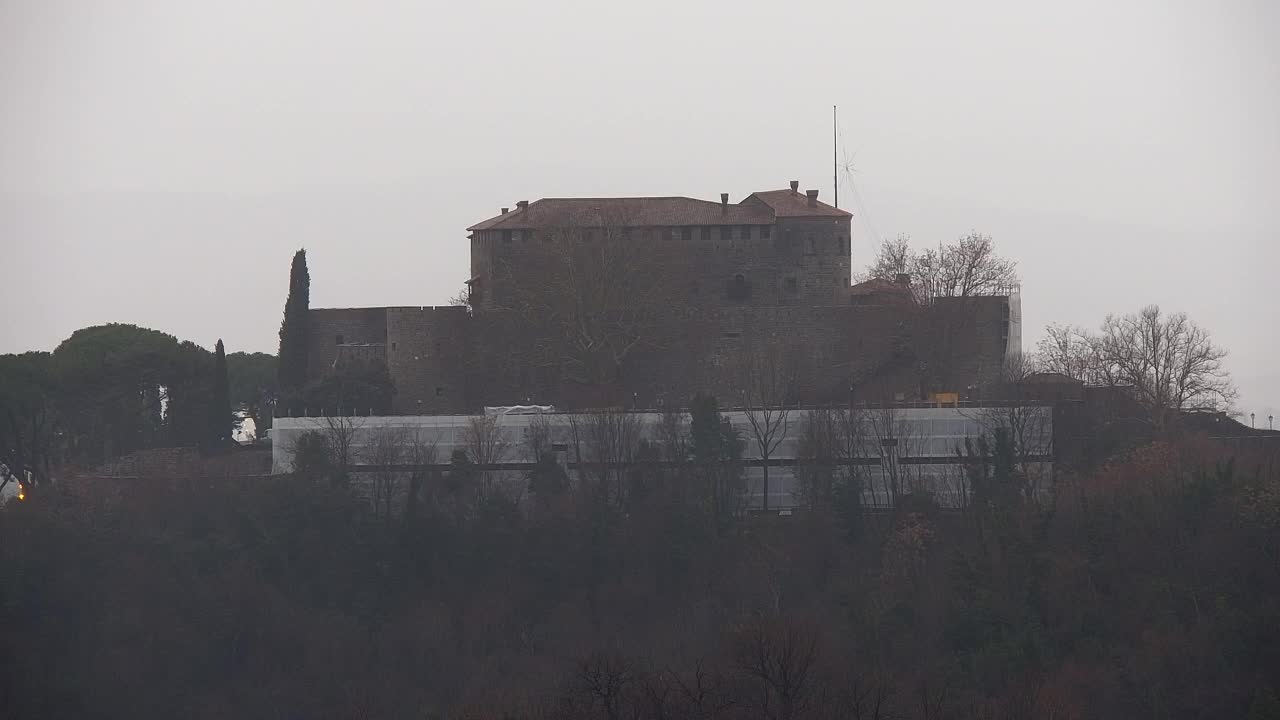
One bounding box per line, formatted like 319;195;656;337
385;306;471;414
306;307;388;380
470;214;852;313
306;294;1012;414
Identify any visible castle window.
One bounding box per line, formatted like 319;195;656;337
502;230;512;244
718;226;729;241
739;226;751;241
335;334;344;345
805;234;816;254
392;342;397;350
681;227;692;241
785;277;798;294
435;387;444;397
762;225;771;239
700;227;711;241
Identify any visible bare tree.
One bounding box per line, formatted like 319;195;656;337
864;406;922;506
463;414;512;499
1037;323;1118;386
567;408;642;511
322;415;363;483
403;429;438;523
656;408;689;464
739;341;797;512
835;670;896;720
732;617;821;720
1039;306;1236;428
795;406;869;513
363;427;408;521
572;650;635;720
1098;305;1236;423
522;413;560;462
931;232;1019;299
866;235;913;282
866;232;1018;304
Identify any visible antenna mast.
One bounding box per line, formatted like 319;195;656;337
832;105;838;209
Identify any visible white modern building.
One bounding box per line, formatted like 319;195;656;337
271;404;1053;510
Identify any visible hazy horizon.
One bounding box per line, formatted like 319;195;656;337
3;0;1276;419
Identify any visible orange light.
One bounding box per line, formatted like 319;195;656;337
16;491;24;501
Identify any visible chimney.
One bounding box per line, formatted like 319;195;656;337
805;189;818;207
516;200;529;211
894;273;912;286
720;192;729;215
500;207;509;214
789;180;799;194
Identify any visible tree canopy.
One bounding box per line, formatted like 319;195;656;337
866;232;1018;302
1038;305;1236;426
226;351;277;439
1;324;238;479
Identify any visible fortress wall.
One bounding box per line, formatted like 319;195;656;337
385;306;472;415
467;303;934;410
306;307;388;380
305;298;1007;414
773;216;852;305
476;217;852;313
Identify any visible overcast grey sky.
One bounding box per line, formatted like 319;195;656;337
2;0;1277;418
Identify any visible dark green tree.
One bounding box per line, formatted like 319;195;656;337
277;248;311;392
0;352;59;492
226;351;277;440
210;339;232;445
290;430;330;478
53;324;183;461
689;392;745;527
527;452;571;503
165;341;216;448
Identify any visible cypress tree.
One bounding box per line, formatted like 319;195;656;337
211;339;232;445
278;249;310;392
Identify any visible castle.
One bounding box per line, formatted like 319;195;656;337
304;181;1019;413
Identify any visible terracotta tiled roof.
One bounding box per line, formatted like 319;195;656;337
744;189;851;218
849;278;911;296
468;197;774;231
467;187;851;232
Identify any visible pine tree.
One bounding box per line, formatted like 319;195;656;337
277;249;310;391
211;339;232;445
